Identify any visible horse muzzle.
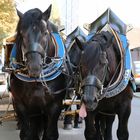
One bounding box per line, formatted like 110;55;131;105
81;75;103;111
26;53;43;78
82;88;99;111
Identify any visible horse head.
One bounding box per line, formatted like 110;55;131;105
15;5;56;78
77;31;116;111
67;36;85;69
66;27;86;69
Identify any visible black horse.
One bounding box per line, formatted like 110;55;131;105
10;5;67;140
75;30;133;140
63;27;86;129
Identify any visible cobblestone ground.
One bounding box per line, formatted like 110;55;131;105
0;94;140;140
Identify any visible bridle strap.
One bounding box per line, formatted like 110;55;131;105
99;58;122;100
82;75;103;90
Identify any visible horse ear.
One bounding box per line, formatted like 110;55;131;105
43;4;52;21
16;9;23;18
75;36;85;50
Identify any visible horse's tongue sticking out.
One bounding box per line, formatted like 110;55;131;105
79;103;87;118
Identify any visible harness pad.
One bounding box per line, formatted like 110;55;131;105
105;33;132;98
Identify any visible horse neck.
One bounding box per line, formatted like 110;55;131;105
106;45;120;83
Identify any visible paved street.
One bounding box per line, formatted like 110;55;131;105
0;93;140;140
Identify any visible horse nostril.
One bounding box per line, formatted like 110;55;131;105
27;65;41;78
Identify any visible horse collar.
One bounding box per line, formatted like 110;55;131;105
13;33;65;82
103;32;132;98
